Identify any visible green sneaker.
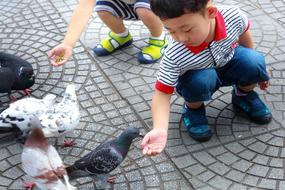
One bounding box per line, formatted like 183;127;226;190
93;31;133;56
137;37;168;64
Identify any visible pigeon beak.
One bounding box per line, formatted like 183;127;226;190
139;134;144;138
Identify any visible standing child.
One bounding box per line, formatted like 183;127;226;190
49;0;168;65
141;0;272;156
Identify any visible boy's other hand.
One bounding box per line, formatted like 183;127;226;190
141;128;167;156
49;43;73;66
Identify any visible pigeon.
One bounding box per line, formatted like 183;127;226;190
66;126;142;189
39;84;79;147
0;52;35;100
0;94;56;137
21;117;77;190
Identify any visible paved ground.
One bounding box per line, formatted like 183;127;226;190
0;0;285;189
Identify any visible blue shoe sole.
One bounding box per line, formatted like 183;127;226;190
137;52;158;64
92;39;133;56
137;44;168;64
188;130;213;142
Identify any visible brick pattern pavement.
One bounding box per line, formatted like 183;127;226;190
0;0;285;189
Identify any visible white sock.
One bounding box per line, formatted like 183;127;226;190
115;29;129;37
150;31;165;40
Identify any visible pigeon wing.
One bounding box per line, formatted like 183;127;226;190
0;67;15;94
21;147;53;177
40;84;79;137
0;95;56;132
72;143;123;175
22;147;69;190
46;145;64;171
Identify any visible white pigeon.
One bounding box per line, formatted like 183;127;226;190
21;117;77;190
0;94;56;136
39;84;79;146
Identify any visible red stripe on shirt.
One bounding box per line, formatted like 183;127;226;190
155;80;174;94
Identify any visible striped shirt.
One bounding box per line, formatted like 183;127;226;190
156;6;249;94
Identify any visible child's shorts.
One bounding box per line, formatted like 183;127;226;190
95;0;150;20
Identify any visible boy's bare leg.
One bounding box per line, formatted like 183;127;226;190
97;11;126;33
136;8;163;37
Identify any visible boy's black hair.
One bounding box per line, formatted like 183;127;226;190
150;0;210;19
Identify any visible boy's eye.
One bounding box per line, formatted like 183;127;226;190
186;28;192;33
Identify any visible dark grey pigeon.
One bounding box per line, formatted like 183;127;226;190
66;126;142;189
0;67;15;95
0;52;35;100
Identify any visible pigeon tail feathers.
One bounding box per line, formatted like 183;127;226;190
65;165;90;181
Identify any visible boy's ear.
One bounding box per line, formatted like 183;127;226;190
207;6;218;19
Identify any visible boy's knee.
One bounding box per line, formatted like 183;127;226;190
191;74;219;93
235;48;268;84
97;11;114;19
136;8;156;20
238;47;265;68
178;69;220;98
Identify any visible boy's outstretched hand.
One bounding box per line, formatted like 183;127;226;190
48;43;73;66
141;128;167;156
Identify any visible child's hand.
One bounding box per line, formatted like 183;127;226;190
48;43;73;66
258;81;269;90
141;128;167;156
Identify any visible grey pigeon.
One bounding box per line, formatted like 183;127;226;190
0;52;35;100
21;116;77;190
66;126;142;189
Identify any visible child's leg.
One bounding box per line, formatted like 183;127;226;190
176;69;221;142
134;1;168;64
97;11;126;34
136;8;163;38
217;46;272;124
93;0;135;56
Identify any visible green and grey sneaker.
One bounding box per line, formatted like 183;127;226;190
137;36;168;64
93;31;133;56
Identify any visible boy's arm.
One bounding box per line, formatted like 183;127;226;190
141;89;171;156
238;29;254;49
63;0;96;47
152;89;171;131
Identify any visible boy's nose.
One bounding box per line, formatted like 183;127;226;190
177;33;189;43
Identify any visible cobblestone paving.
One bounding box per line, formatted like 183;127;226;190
0;0;285;189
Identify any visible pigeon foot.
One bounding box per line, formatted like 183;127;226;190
23;89;32;96
9;94;17;102
23;182;36;190
61;139;76;148
107;176;116;183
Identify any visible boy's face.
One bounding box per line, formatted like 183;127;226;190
162;7;217;46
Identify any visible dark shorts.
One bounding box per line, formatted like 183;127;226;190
95;0;150;20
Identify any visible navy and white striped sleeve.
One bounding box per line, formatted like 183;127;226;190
155;54;180;94
237;8;250;35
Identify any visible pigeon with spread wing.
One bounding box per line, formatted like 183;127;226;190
0;94;56;137
39;84;79;147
